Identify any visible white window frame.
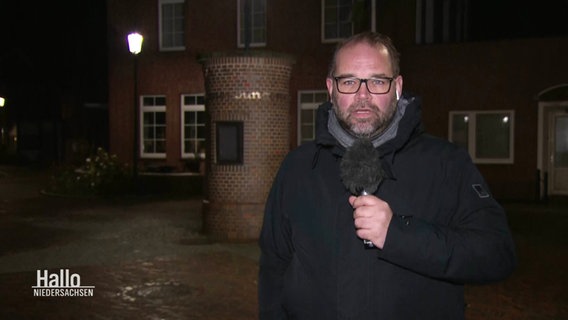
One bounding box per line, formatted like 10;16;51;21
321;0;376;43
449;110;515;164
181;94;206;159
237;0;267;48
140;95;167;159
159;0;186;51
297;90;329;145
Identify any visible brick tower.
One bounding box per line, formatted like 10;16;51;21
200;52;294;241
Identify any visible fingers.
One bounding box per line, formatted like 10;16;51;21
349;194;392;249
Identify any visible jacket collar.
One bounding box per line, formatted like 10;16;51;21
313;94;424;178
315;94;424;156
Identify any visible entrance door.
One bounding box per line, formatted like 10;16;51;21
550;113;568;195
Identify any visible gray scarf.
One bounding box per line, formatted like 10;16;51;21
328;100;407;148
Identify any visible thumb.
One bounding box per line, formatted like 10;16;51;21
348;195;358;207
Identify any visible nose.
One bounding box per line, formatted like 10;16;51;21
356;80;372;98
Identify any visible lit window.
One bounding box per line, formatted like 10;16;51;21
449;110;515;164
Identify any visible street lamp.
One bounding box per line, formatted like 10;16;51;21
0;97;4;146
127;32;143;178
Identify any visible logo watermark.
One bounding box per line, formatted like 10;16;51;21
32;269;95;297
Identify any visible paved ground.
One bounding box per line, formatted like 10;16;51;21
0;165;566;319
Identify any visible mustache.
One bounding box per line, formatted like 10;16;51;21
348;101;380;113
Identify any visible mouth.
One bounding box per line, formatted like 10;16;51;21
351;108;374;119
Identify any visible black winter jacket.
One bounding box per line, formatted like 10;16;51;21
258;95;517;319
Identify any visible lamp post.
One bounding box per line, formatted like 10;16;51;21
127;32;143;179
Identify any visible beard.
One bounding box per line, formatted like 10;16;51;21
331;91;397;138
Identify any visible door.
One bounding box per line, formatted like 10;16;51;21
550;113;568;195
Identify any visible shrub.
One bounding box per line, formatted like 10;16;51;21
48;148;132;197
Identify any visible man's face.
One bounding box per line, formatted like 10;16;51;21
326;42;403;138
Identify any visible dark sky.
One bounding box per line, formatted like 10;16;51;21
0;0;108;106
469;0;568;41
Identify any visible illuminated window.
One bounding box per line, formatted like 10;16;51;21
449;110;514;164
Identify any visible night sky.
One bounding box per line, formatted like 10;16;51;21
0;0;108;109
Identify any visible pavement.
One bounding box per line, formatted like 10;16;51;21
0;165;566;319
0;165;259;319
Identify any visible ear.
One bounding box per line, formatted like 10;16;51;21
395;75;403;101
326;77;334;99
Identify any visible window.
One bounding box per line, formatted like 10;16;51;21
159;0;185;51
449;110;514;164
141;95;167;158
415;0;470;44
322;0;375;43
238;0;266;47
298;91;329;144
181;94;206;160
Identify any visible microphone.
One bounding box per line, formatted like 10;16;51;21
340;138;385;248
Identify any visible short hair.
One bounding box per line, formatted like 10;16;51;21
327;32;401;78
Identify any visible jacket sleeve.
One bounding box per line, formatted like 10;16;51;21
377;149;517;284
258;164;294;319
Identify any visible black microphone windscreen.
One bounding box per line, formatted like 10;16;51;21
340;138;384;195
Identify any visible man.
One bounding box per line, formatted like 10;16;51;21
258;32;516;319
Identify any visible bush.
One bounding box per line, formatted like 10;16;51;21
48;148;132;197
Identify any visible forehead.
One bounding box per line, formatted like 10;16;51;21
335;42;393;76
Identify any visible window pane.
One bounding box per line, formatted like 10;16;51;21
156;96;166;105
301;124;314;141
315;92;328;101
188;111;196;123
143;113;154;125
155;112;166;124
156;141;166;153
475;113;510;159
197;126;206;139
301;109;314;123
197;111;206;123
156;126;166;139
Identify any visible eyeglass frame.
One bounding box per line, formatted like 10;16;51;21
332;76;396;94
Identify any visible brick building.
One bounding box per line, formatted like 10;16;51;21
107;0;568;226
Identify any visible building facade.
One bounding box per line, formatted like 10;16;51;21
107;0;568;202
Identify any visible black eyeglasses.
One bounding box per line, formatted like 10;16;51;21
333;76;395;94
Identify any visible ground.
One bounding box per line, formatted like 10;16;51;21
0;166;566;319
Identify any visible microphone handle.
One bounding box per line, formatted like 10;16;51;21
359;190;375;248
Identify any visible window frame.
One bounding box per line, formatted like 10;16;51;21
297;90;329;145
180;94;206;160
237;0;267;48
159;0;186;51
140;95;167;159
321;0;376;43
448;110;515;164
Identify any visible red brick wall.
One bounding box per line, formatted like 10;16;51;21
201;54;294;240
